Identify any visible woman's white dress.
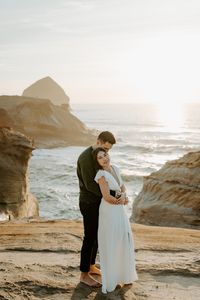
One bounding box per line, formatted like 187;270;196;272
95;165;138;294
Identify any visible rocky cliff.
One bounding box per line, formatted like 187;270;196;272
131;151;200;229
0;219;199;300
22;76;70;106
0;108;13;128
0;95;95;148
0;128;39;219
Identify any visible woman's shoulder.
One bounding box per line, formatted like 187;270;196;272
94;169;106;182
96;169;106;176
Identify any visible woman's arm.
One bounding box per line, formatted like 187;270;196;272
98;176;124;205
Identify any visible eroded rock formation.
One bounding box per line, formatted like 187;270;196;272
131;151;200;229
0;108;13;128
0;128;39;219
0;95;95;148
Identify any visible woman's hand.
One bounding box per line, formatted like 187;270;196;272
115;193;129;205
124;197;129;205
115;197;125;205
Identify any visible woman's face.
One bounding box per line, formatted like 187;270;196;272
97;151;110;168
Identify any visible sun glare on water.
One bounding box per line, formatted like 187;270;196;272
156;102;184;132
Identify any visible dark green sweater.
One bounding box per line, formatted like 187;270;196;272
77;146;102;204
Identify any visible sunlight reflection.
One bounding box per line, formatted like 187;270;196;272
156;102;184;132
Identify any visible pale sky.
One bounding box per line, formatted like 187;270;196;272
1;0;200;103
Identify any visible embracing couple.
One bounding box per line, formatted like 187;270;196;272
77;131;138;294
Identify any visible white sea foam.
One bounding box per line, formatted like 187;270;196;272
0;213;9;221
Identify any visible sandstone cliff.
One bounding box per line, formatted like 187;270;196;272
0;128;39;219
0;108;13;128
0;219;199;299
131;151;200;229
22;76;70;106
0;95;95;148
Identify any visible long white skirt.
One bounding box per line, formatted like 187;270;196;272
98;199;138;294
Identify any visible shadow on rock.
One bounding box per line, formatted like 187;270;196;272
70;282;100;299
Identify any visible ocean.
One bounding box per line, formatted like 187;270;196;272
29;103;200;220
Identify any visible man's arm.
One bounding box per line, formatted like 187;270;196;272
77;159;101;198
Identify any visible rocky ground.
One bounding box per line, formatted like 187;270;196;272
0;219;199;300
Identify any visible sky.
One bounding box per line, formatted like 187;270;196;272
1;0;200;103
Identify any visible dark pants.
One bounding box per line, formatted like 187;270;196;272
79;200;100;272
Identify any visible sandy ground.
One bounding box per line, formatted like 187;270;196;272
0;219;199;300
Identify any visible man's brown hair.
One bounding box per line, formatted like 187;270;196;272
97;131;116;144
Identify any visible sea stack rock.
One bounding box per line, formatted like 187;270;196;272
131;151;200;229
0;128;39;219
22;76;70;106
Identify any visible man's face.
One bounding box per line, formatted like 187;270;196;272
97;141;113;152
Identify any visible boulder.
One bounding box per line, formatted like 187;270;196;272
0;127;39;219
131;151;200;229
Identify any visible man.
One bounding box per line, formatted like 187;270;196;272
77;131;116;287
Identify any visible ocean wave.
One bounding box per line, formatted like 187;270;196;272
116;144;154;153
153;145;199;154
121;173;144;182
115;142;199;156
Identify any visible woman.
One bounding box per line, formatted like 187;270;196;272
93;147;138;294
